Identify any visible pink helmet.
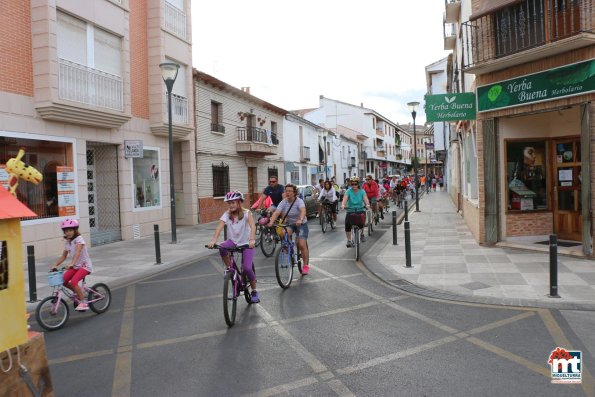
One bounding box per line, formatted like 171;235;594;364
224;190;244;202
60;218;79;229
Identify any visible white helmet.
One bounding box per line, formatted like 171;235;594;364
224;190;244;202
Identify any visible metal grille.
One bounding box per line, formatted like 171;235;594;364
86;144;122;246
212;164;229;197
268;167;278;180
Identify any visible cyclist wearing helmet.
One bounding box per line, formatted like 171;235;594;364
341;176;370;247
208;191;260;303
50;219;93;311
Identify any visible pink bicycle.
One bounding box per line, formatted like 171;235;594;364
35;270;111;331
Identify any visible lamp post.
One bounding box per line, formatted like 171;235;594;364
159;61;180;243
321;130;328;181
407;101;420;212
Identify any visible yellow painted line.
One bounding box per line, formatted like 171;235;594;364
466;337;550;377
466;312;535;335
111;285;136;397
278;301;381;325
49;349;113;365
539;309;595;397
241;376;319;397
326;379;357;397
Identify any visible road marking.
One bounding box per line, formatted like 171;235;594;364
241;376;319;397
279;301;382;325
112;285;135;397
337;336;458;375
539;309;595;397
466;312;534;335
139;272;219;284
48;349;114;365
327;379;357;397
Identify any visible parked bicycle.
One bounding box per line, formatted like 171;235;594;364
274;223;305;289
206;244;255;327
320;200;336;233
35;270;111;331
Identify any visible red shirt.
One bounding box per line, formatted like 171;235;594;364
363;181;379;199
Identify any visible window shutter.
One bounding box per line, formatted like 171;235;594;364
94;27;121;76
166;0;184;10
171;63;186;97
57;12;87;65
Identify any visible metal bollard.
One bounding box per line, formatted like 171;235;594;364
224;224;228;241
27;245;38;302
548;234;560;298
404;221;412;268
154;224;162;265
404;200;409;221
392;210;398;245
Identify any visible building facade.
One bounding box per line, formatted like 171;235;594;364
0;0;196;258
283;114;322;186
193;71;286;222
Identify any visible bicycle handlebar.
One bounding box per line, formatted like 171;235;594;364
205;244;250;250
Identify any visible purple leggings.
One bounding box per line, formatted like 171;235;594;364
218;240;256;282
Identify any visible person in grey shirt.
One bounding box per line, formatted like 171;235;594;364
267;183;311;275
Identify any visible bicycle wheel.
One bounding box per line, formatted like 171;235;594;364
260;227;277;257
275;245;294;289
254;224;262;247
88;283;111;314
330;213;336;230
223;272;237;327
296;241;305;274
368;212;373;235
321;208;327;233
243;264;254;304
36;296;70;331
354;227;360;261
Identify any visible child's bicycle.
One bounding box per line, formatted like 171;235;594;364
274;223;305;289
35;270;111;331
206;244;255;327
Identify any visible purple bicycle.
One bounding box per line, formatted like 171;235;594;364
35;270;111;331
206;244;255;327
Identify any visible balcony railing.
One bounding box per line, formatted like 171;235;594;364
462;0;595;69
211;123;225;133
444;20;456;50
164;94;188;124
237;127;278;145
164;0;187;39
376;128;385;137
300;146;311;162
58;58;123;111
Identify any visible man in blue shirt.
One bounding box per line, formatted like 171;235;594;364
258;175;285;211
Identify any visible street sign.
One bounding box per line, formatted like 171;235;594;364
425;142;434;150
425;93;476;122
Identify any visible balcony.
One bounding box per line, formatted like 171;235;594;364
359;151;367;161
444;20;456;50
462;0;595;74
376;128;385;137
36;58;130;128
445;0;461;23
300;146;311;162
211;123;225;133
377;150;386;158
163;0;187;40
164;94;189;124
350;157;356;168
236;127;279;156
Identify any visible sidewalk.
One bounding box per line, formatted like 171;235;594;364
368;190;595;311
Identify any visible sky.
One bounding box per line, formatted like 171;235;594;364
191;0;450;125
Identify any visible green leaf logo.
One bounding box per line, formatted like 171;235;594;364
487;85;502;102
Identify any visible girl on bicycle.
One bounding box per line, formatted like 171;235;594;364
50;219;93;311
318;180;338;222
341;176;370;247
207;191;260;303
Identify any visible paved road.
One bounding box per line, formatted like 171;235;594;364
36;213;595;397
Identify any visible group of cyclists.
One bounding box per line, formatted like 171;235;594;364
207;173;419;304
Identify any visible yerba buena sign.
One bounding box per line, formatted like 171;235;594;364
425;93;476;122
477;58;595;112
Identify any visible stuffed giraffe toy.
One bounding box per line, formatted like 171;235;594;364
4;148;43;196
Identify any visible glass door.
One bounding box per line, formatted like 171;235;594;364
553;138;582;241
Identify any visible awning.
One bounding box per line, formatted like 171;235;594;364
469;0;522;20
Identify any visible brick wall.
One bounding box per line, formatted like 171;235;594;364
462;200;481;242
130;0;149;119
506;212;552;236
0;1;33;96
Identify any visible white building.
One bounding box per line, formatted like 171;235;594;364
283;113;323;185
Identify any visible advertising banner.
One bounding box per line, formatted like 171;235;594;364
57;166;76;216
477;58;595;112
425;93;476;122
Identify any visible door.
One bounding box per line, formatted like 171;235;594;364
247;167;257;204
553;137;582;241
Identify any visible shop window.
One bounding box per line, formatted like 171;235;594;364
463;132;478;200
0;135;73;220
132;148;161;208
212;163;229;197
506;140;547;211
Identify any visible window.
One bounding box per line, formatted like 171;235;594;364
270;121;278;144
0;135;74;220
506;140;547;211
132;148;161;209
166;58;188;124
290;170;299;184
268;167;278;180
463;132;478;200
210;101;224;133
212;164;229;197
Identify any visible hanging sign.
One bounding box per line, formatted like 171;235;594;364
477;58;595;112
425;93;476;122
124;140;143;158
56;166;76;216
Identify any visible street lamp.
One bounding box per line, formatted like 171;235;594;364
321;130;328;181
407;101;420;212
160;61;180;243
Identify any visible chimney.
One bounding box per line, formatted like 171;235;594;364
241;87;251;94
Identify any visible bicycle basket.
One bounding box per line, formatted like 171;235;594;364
258;216;269;226
275;225;284;237
47;271;64;287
